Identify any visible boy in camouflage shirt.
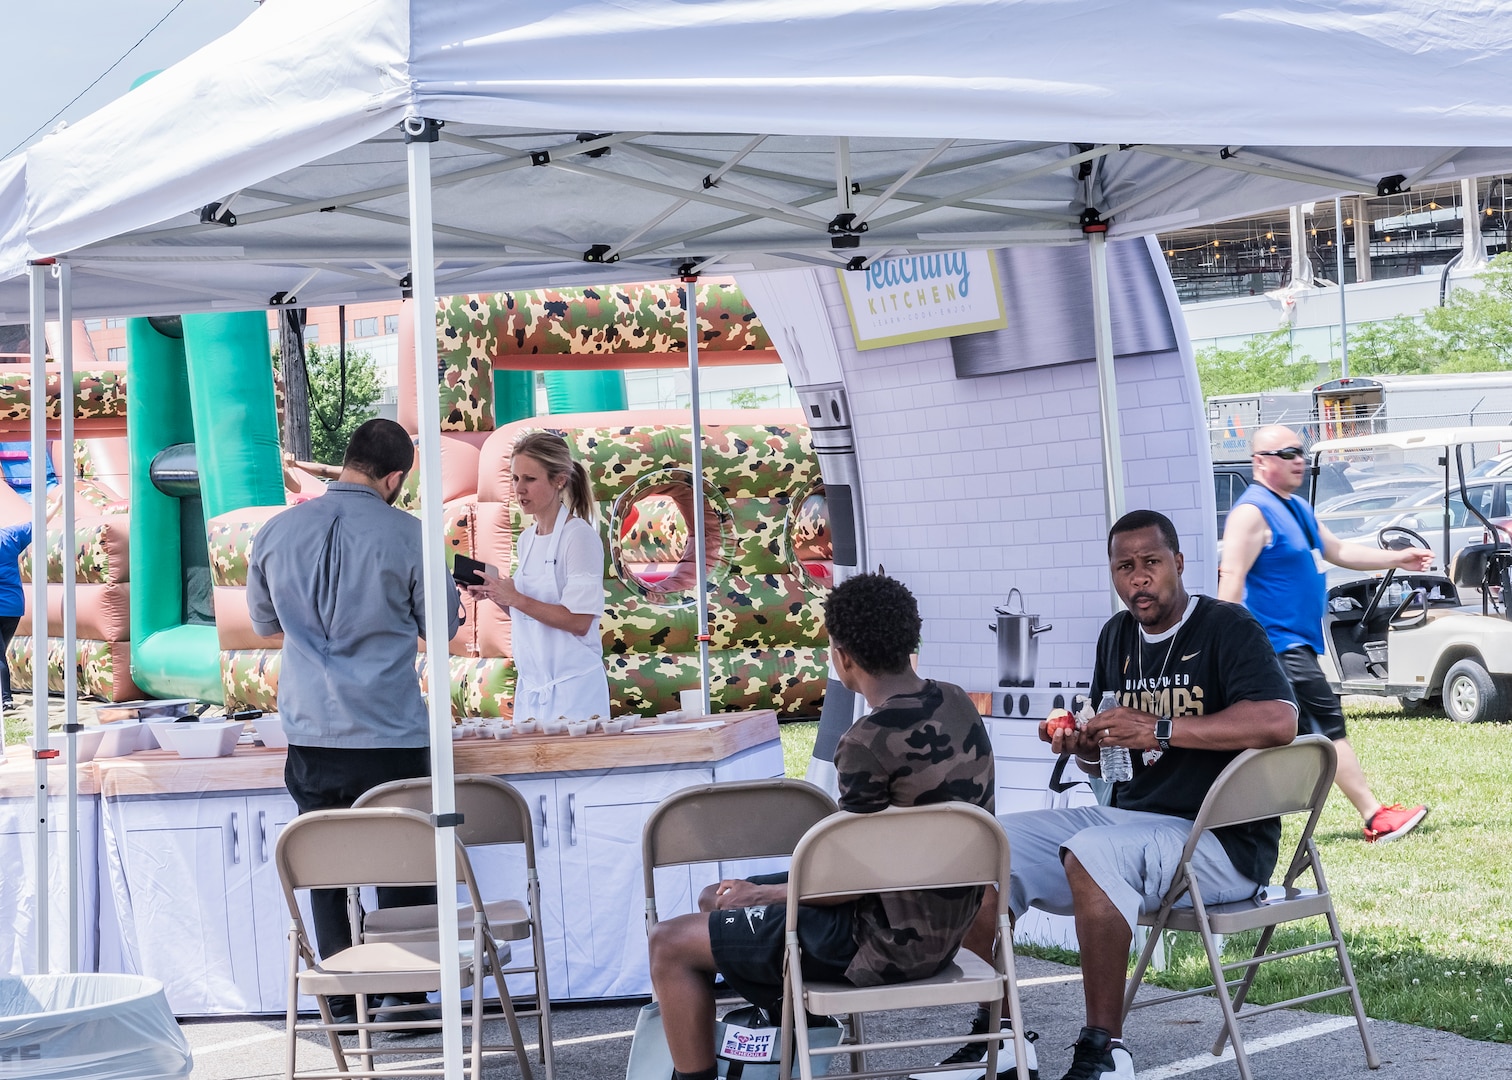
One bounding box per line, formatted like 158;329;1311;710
647;573;994;1080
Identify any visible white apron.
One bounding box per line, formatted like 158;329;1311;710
511;504;612;723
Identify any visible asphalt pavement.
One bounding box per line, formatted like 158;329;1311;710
180;955;1511;1080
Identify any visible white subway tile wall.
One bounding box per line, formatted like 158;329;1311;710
816;272;1214;693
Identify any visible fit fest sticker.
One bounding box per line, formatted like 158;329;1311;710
837;250;1007;351
720;1022;779;1062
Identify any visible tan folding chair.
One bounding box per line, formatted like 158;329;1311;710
1122;734;1380;1080
641;778;839;934
778;802;1028;1080
274;806;487;1080
353;775;548;1080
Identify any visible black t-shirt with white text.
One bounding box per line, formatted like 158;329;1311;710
1089;595;1296;885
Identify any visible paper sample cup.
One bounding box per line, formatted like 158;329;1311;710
679;688;704;716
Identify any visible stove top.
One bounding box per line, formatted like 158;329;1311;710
989;684;1091;719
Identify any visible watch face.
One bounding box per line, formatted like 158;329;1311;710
1154;718;1172;741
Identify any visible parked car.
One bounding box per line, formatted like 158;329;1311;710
1213;461;1253;536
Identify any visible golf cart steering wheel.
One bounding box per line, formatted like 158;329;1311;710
1355;525;1433;636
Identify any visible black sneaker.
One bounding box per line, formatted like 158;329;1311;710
1057;1027;1134;1080
914;1015;1039;1080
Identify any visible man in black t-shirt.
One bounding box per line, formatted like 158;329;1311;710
936;511;1296;1080
647;574;994;1080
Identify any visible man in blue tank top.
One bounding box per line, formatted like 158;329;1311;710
1219;425;1430;842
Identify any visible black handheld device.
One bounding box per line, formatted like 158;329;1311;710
452;554;492;587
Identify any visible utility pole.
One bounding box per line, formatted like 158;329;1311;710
279;307;312;461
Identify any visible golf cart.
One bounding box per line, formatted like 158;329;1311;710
1311;427;1512;723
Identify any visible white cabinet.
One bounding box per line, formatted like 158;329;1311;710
103;791;301;1015
0;794;100;975
480;766;716;1000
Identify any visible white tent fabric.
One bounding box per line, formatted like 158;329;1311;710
5;0;1512;319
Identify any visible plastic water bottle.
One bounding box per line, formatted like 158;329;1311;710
1097;691;1133;783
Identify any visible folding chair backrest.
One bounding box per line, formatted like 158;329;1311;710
355;774;535;857
788;803;1008;910
1192;735;1337;833
641;778;838;900
276;806;442;897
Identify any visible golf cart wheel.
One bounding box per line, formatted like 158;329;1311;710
1442;659;1507;723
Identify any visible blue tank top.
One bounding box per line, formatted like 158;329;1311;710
1233;483;1326;654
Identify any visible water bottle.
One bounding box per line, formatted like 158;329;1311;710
1097;690;1133;783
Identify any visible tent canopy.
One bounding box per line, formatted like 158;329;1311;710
5;0;1512;317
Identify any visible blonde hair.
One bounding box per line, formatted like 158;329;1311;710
512;430;597;524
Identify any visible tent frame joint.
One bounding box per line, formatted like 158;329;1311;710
828;212;867;248
677;262;699;282
402;117;442;144
1080;207;1108;233
584;244;618;263
1377;173;1408;196
198;202;237;227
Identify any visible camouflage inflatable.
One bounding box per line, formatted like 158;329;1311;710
211;410;831;720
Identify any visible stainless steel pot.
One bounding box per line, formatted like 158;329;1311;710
988;588;1053;687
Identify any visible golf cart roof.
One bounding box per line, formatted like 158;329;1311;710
1310;427;1512;456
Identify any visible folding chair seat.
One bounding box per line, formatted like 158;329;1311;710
353;775;549;1080
778;802;1029;1080
1122;734;1380;1080
274;806;488;1080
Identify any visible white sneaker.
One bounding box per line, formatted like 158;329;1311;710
1057;1027;1134;1080
915;1016;1039;1080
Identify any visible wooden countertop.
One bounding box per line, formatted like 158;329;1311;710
68;710;779;798
0;750;102;799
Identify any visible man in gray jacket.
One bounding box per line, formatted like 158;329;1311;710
247;417;459;1024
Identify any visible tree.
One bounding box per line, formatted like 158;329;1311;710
1422;252;1512;370
1194;329;1318;398
728;387;777;409
298;344;384;465
1345;315;1441;376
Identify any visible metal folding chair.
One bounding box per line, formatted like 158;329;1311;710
274;806;488;1080
779;803;1027;1080
353;775;549;1080
1122;734;1380;1080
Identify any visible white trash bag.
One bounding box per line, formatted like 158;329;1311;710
0;974;191;1080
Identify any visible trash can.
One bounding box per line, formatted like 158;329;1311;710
0;974;191;1079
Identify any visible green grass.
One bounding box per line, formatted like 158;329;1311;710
781;719;818;779
778;704;1512;1042
1145;703;1512;1042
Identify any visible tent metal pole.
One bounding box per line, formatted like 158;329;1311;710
404;117;464;1080
27;262;50;974
58;263;79;972
685;278;710;715
1087;232;1125;607
1335;196;1349;378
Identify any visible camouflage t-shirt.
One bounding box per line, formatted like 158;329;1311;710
834;679;995;987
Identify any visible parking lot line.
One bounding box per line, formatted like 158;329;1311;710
1140;1016;1360;1079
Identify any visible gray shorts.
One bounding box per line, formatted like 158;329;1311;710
999;806;1261;935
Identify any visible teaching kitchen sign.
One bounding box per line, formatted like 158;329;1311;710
837;250;1007;350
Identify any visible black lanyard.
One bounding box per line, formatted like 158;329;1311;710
1278;492;1320;551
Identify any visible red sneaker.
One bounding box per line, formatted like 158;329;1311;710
1364;803;1429;842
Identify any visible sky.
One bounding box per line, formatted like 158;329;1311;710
2;0;256;159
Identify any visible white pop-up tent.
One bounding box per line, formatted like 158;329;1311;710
6;1;1512;1071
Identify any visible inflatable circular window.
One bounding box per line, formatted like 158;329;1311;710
787;482;833;589
610;470;735;603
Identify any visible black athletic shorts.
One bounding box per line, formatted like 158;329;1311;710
1280;646;1348;741
707;873;858;1011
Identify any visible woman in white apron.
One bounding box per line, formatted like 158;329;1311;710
468;431;611;723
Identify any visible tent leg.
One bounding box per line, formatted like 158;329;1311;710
27;262;51;974
405;116;465;1080
1087;232;1125;611
685;277;710;715
58;264;79;973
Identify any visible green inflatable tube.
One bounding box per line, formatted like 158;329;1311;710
181;311;284;518
545;369;627;413
127;318;222;700
493;369;536;425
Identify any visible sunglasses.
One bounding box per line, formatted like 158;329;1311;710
1256;446;1306;460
